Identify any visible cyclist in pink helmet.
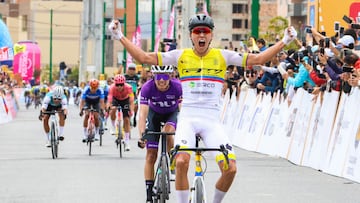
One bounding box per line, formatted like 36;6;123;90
107;74;135;151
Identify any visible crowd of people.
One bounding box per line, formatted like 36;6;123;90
222;22;360;104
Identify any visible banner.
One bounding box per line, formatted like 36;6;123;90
13;41;41;83
154;18;163;52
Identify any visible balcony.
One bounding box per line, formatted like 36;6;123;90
0;3;19;17
288;2;307;17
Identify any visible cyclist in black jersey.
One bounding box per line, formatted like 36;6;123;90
125;63;140;127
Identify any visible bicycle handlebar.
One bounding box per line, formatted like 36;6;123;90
170;144;230;170
141;131;175;141
42;110;64;115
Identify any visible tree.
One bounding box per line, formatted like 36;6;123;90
261;16;299;51
261;16;288;44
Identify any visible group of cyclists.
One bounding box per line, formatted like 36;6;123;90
35;12;298;203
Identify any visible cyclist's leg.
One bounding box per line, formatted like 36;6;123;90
201;120;237;203
93;103;101;140
163;110;179;153
109;98;119;134
82;103;90;141
120;99;131;148
173;115;198;202
57;105;65;140
143;110;161;201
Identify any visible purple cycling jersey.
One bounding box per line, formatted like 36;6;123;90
140;79;182;114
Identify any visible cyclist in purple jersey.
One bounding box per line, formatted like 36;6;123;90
137;65;182;202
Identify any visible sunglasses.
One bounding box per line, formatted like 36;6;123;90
53;98;61;101
115;83;124;87
154;74;170;81
192;27;212;35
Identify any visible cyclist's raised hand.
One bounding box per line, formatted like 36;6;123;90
108;19;124;40
79;110;84;117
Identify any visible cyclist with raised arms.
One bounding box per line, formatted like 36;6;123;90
137;65;182;202
107;74;135;151
79;79;105;142
39;86;68;147
109;13;297;202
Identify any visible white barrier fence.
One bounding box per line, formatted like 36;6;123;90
221;88;360;183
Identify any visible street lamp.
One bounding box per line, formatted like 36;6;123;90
37;4;66;84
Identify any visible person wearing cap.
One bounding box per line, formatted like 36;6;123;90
338;35;355;49
108;13;297;202
137;65;182;202
125;63;140;127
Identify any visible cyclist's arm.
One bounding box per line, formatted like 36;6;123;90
79;97;85;112
61;96;68;114
99;98;105;111
118;36;158;65
129;92;135;113
138;103;149;139
41;95;51;112
106;86;114;109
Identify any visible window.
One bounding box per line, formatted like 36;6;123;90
233;4;242;14
244;19;248;29
232;34;242;41
22;15;27;32
232;19;242;29
233;4;248;14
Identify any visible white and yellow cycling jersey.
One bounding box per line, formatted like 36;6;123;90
157;48;248;111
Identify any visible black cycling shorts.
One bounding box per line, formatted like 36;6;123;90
144;108;178;149
111;97;131;118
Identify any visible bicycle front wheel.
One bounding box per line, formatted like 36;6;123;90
193;178;205;203
159;156;170;202
50;123;58;159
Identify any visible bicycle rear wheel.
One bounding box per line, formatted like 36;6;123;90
192;178;205;203
50;123;58;159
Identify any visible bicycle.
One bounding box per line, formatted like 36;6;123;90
170;135;230;203
43;110;62;159
81;106;98;156
142;131;175;203
111;105;125;158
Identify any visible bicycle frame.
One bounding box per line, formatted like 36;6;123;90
44;110;60;159
144;131;175;203
83;107;97;156
170;136;229;203
114;105;124;158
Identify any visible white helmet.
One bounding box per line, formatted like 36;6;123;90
53;86;64;99
150;65;173;73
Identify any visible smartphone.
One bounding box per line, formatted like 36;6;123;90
343;65;353;73
320;48;325;55
351;24;360;29
343;15;353;24
334;22;340;32
325;38;330;48
305;25;312;33
340;27;345;37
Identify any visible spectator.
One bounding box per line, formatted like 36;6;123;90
256;38;267;52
